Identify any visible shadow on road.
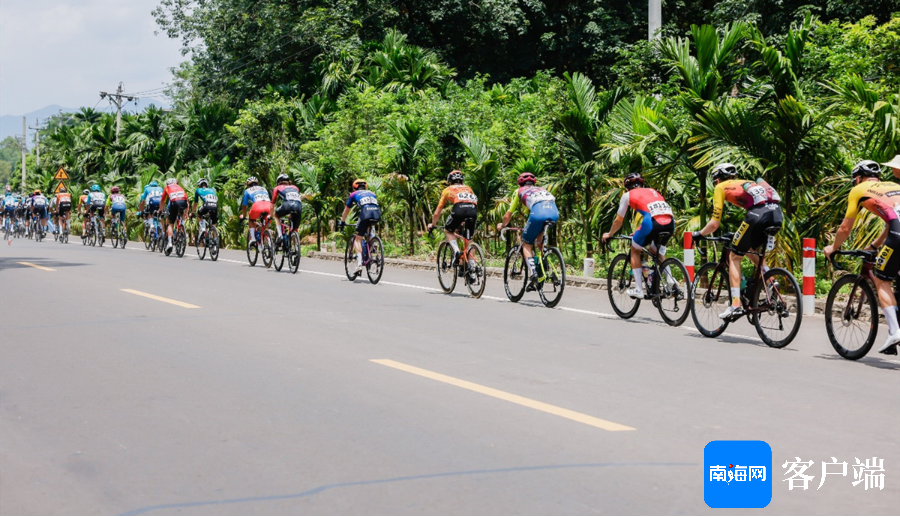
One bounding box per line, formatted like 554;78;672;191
0;257;88;271
813;353;900;370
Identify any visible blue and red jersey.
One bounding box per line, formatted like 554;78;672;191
160;184;187;206
616;187;674;225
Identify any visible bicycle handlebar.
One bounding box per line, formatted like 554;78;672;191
499;227;522;242
823;249;875;271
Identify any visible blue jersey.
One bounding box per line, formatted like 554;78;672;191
140;185;163;205
3;194;17;209
345;190;379;209
242;185;270;206
194;187;218;207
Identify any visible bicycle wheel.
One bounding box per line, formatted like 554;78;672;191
436;241;458;293
157;232;166;253
289;232;301;274
261;230;275;268
344;238;359;280
175;228;187;257
690;262;730;338
144;227;151;249
465;242;487;299
197;230;208;260
366;236;384;284
607;253;640;319
503;246;527;302
111;223;120;248
538;247;566;308
825;275;878;359
274;233;286;272
121;224;128;248
751;267;802;348
657;258;691;327
246;236;259;266
209;228;220;262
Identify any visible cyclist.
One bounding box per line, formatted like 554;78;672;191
78;188;91;238
160;178;189;253
824;160;900;354
52;186;72;235
692;163;783;321
139;180;164;230
239;176;272;248
193;177;218;232
2;187;18;233
427;170;478;279
107;186;128;236
31;189;49;237
496;172;560;291
22;191;35;237
601;172;676;299
271;173;302;245
85;184;107;238
339;179;381;275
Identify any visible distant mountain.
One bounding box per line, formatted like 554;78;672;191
1;98;171;147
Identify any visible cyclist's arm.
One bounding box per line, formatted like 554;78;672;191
431;191;449;226
498;193;522;229
826;217;857;258
340;205;351;223
697;184;724;237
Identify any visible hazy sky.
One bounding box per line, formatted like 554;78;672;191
0;0;185;116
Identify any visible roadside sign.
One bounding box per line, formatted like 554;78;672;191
54;167;69;181
53;182;66;193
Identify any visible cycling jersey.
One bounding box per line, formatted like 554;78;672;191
345;189;379;210
616;188;674;225
242;185;271;206
510;186;559;244
2;195;17;212
436;185;478;210
31;195;49;208
346;190;380;236
160;184;187;206
140;185;163;203
107;193;127;210
55;192;72;206
87;191;106;207
194;187;218;208
844;181;900;223
272;184;302;206
711;178;781;221
78;194;88;211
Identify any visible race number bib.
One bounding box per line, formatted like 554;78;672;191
169;190;186;201
525;190;555;209
745;184;768;205
111;194;126;204
359;196;377;206
33;197;46;206
285;191;302;202
204;193;218;205
457;191;478;203
646;200;673;217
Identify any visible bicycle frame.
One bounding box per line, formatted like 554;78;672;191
502;222;555;281
699;236;779;316
606;235;669;298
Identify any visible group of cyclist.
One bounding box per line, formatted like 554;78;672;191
8;155;899;354
2;186;64;240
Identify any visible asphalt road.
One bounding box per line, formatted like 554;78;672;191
1;235;898;515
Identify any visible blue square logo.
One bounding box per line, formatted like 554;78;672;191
704;440;772;508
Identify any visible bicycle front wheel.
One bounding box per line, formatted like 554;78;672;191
436;241;457;293
121;224;128;248
503;246;527;302
261;230;275;268
111;223;120;248
690;262;730;338
289;232;301;274
197;231;208;260
825;274;878;359
274;234;286;272
538;247;566;308
175;228;187;257
209;228;220;262
246;238;259;266
657;258;691;327
144;227;151;249
607;253;640;319
751;267;802;348
366;236;384;284
465;242;487;299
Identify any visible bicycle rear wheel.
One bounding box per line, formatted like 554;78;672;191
111;223;120;248
274;233;286;271
465;242;487;299
366;236;384;284
246;238;258;266
503;246;527;302
436;241;458;293
751;267;802;348
209;228;220;262
197;230;208;260
175;228;187;257
690;262;730;337
121;224;128;248
289;232;301;274
344;238;359;280
607;253;640;319
657;258;691;327
144;227;151;249
825;274;878;359
538;247;566;308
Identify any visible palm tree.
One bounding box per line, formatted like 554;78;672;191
292;161;331;250
385;119;428;253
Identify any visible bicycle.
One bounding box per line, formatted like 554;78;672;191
603;234;692;326
245;212;275;268
58;214;69;244
342;222;384;284
110;215;128;249
690;232;802;348
90;209;105;247
164;211;187;257
195;212;220;262
501;222;566;308
3;214;13;240
273;218;301;274
31;216;45;242
431;225;487;298
822;249;899;360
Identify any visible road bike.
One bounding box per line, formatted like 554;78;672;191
822;249;899;360
164;211;187;258
3;214;14;240
343;222;384;284
431;224;486;298
58;214;69;244
603;234;691;326
89;209;105;247
142;211;162;251
273;217;301;274
245;212;275;268
109;214;128;249
195;212;220;262
501;222;565;308
690;232;802;348
31;215;45;242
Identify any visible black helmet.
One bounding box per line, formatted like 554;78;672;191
624;172;645;190
851;160;881;180
447;170;464;184
711;163;738;182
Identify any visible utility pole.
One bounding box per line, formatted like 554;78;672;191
649;0;661;40
28;117;41;167
20;117;27;191
100;82;137;142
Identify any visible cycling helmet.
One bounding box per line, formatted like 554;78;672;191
33;189;41;195
59;186;66;193
91;184;101;192
246;176;258;186
197;178;209;188
5;186;10;193
624;172;645;190
276;173;290;184
352;178;367;190
710;163;738;182
111;186;120;194
447;170;464;184
517;172;537;186
165;178;178;186
851;160;881;179
82;189;89;195
149;180;159;187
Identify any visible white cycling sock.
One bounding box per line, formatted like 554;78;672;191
527;257;537;275
664;266;676;286
884;306;899;334
731;287;741;306
449;239;459;254
249;228;256;241
276;224;282;238
357;252;363;266
632;269;643;291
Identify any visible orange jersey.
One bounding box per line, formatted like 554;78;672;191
436;185;478;210
56;192;72;205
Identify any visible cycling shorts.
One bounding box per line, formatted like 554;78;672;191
32;206;47;219
633;217;675;249
58;203;71;216
445;203;477;240
111;206;126;222
874;219;900;281
522;201;559;244
276;201;302;229
198;205;219;225
356;209;381;237
167;200;188;224
248;200;273;221
3;206;14;215
147;200;160;214
731;203;783;256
